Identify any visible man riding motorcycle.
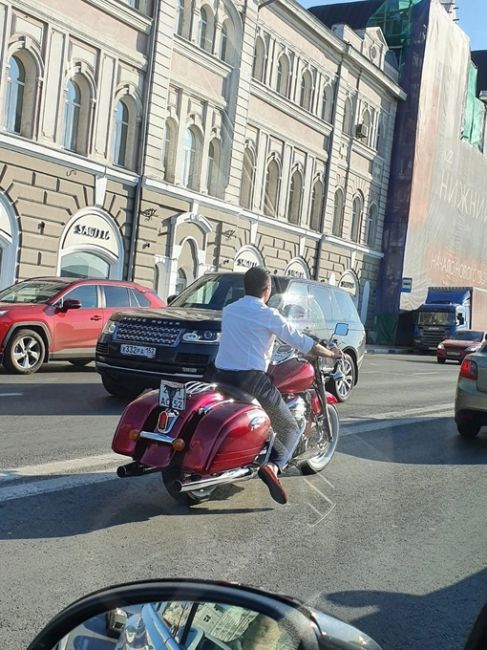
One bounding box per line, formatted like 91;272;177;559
212;267;341;505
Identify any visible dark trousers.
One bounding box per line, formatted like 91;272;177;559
212;368;300;471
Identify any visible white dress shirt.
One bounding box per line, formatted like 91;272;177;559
215;295;314;372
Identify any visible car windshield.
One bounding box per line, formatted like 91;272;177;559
417;311;456;325
449;331;484;341
0;280;67;304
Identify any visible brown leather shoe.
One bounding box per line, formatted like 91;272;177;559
258;464;288;504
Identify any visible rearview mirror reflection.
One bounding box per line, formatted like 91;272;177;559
53;600;298;650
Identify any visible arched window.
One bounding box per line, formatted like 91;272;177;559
351;194;363;242
63;75;92;155
162;119;177;183
366;203;378;247
309;179;324;231
113;100;130;166
63;80;81;152
276;55;290;97
252;38;266;82
300;70;313;111
332;189;344;237
362;109;372;146
220;21;232;63
182;127;200;190
207;139;222;197
321;84;333;122
176;0;185;35
343;97;354;136
263;159;280;217
240;147;255;209
4;55;25;134
287;170;303;225
199;6;214;52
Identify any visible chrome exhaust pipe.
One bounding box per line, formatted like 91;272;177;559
117;462;160;478
176;467;254;493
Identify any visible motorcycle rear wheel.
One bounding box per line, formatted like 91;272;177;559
301;404;339;474
162;469;217;507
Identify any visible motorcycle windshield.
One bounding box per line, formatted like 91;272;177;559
268;290;329;340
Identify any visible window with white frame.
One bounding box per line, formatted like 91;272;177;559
207;139;222;197
332;188;344;237
113;100;130;166
252;38;266;82
276;55;290;98
342;96;354;136
63;75;91;155
300;70;313;112
4;55;25;134
240;147;255;209
199;6;214;53
220;21;232;63
287;170;303;225
309;179;324;231
321;84;333;123
182;127;200;189
176;0;185;35
162;119;177;183
351;194;363;243
361;108;372;147
366;203;378;248
263;159;280;217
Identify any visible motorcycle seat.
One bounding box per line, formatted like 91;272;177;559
215;383;260;406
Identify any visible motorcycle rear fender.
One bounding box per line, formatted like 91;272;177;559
326;391;338;405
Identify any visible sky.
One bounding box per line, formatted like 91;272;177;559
299;0;487;51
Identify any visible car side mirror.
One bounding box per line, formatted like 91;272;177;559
58;299;82;312
167;294;178;305
26;579;381;650
334;322;349;337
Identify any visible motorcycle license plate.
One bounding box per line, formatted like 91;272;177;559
120;344;156;359
159;381;186;411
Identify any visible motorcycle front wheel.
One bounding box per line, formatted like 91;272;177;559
301;403;339;475
162;469;217;507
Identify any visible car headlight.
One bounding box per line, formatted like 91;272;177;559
465;346;477;352
0;310;9;317
102;320;117;336
182;330;221;343
437;343;444;350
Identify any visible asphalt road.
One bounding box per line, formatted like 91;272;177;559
1;354;486;649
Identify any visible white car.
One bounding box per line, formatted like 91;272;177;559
454;346;487;438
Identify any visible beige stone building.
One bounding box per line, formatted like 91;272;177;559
0;0;404;327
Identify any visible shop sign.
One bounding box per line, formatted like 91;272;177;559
338;270;359;304
63;213;119;257
285;258;310;279
233;246;263;271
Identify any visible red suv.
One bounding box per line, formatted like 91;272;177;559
0;277;165;374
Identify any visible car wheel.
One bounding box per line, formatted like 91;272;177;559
162;469;216;507
330;353;356;402
101;373;145;399
457;421;481;439
69;360;91;367
4;329;45;375
437;357;446;364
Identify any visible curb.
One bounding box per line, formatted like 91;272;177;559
366;347;415;355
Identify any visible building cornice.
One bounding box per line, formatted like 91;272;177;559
173;36;233;77
325;234;384;258
78;0;152;33
0;133;139;185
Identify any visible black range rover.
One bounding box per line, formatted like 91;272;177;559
96;272;365;401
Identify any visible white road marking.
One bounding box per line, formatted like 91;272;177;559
0;392;23;397
0;403;455;503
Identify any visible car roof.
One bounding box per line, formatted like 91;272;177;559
205;271;347;292
21;277;150;289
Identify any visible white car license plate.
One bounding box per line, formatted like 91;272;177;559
120;344;156;359
159;381;186;411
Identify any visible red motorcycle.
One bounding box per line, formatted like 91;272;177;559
112;324;347;506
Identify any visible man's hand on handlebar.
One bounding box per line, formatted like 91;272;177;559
310;342;342;360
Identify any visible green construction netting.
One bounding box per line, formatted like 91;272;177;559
367;0;423;50
462;62;486;150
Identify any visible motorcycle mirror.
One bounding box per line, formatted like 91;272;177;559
167;294;178;305
333;323;349;337
26;579;382;650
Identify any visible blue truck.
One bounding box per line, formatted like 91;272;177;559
413;287;487;351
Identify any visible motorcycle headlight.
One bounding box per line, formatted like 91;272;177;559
182;330;221;344
102;319;117;336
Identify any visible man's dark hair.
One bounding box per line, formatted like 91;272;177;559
244;267;271;297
